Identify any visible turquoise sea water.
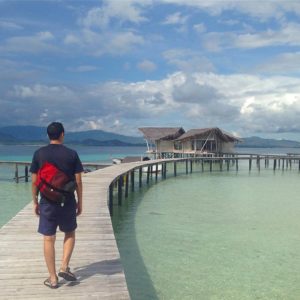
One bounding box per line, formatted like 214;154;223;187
2;145;300;299
112;159;300;300
0;144;145;227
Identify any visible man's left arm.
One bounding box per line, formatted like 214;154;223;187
75;172;83;216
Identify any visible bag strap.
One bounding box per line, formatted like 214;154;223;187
39;177;70;195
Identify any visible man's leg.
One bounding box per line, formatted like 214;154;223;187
43;235;57;283
61;230;75;270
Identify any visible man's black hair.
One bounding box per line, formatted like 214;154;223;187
47;122;65;140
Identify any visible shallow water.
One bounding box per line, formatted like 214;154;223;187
0;144;145;228
112;162;300;300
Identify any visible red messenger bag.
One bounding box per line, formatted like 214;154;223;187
35;162;76;203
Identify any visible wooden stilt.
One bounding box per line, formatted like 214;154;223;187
139;167;142;187
109;183;114;215
130;171;135;192
125;173;129;198
25;166;29;182
147;166;150;184
118;176;123;205
273;159;277;171
15;164;19;183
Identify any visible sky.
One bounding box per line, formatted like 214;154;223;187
1;0;300;139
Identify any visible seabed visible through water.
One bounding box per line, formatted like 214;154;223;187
112;160;300;300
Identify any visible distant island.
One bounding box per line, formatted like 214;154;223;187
236;136;300;148
0;125;145;147
0;126;300;148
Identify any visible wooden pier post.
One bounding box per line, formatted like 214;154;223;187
139;167;142;187
174;161;177;177
190;160;193;173
130;171;135;192
25;166;29;182
15;164;19;183
118;176;123;205
249;156;252;171
109;183;114;215
273;159;277;171
219;159;223;171
226;159;230;171
201;159;204;172
209;160;213;172
186;159;188;174
147;166;150;184
125;173;129;198
155;163;159;181
236;158;238;171
265;158;267;168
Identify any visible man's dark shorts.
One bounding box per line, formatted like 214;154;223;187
38;197;77;236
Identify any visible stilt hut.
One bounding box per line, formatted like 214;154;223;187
175;127;240;155
139;127;185;158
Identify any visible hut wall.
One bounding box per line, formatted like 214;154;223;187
157;140;175;152
221;142;235;153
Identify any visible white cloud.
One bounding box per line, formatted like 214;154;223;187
163;49;215;72
81;0;149;29
0;20;23;30
68;65;98;72
234;22;300;49
137;60;157;72
201;22;300;52
160;0;300;20
63;29;144;56
0;32;59;54
162;12;189;25
37;31;54;41
4;71;300;135
193;23;206;33
256;52;300;74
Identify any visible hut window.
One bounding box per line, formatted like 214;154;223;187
174;141;182;150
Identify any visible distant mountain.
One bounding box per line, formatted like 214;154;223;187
1;126;299;148
66;130;143;144
0;131;16;142
237;136;300;148
0;126;47;142
0;126;144;146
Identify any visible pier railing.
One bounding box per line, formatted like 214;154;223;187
2;153;300;184
0;161;111;182
106;154;300;215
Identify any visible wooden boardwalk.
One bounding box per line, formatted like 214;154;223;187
1;155;300;299
0;163;140;300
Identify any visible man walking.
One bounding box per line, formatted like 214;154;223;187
30;122;83;289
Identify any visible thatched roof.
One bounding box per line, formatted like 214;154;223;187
176;127;240;142
139;127;185;141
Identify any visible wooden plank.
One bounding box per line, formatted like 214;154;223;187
0;165;133;300
2;155;300;299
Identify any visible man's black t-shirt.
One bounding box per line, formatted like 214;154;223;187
30;144;83;180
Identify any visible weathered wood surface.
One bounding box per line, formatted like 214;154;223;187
1;155;300;299
0;165;138;300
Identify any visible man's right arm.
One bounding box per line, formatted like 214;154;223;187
31;173;40;216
